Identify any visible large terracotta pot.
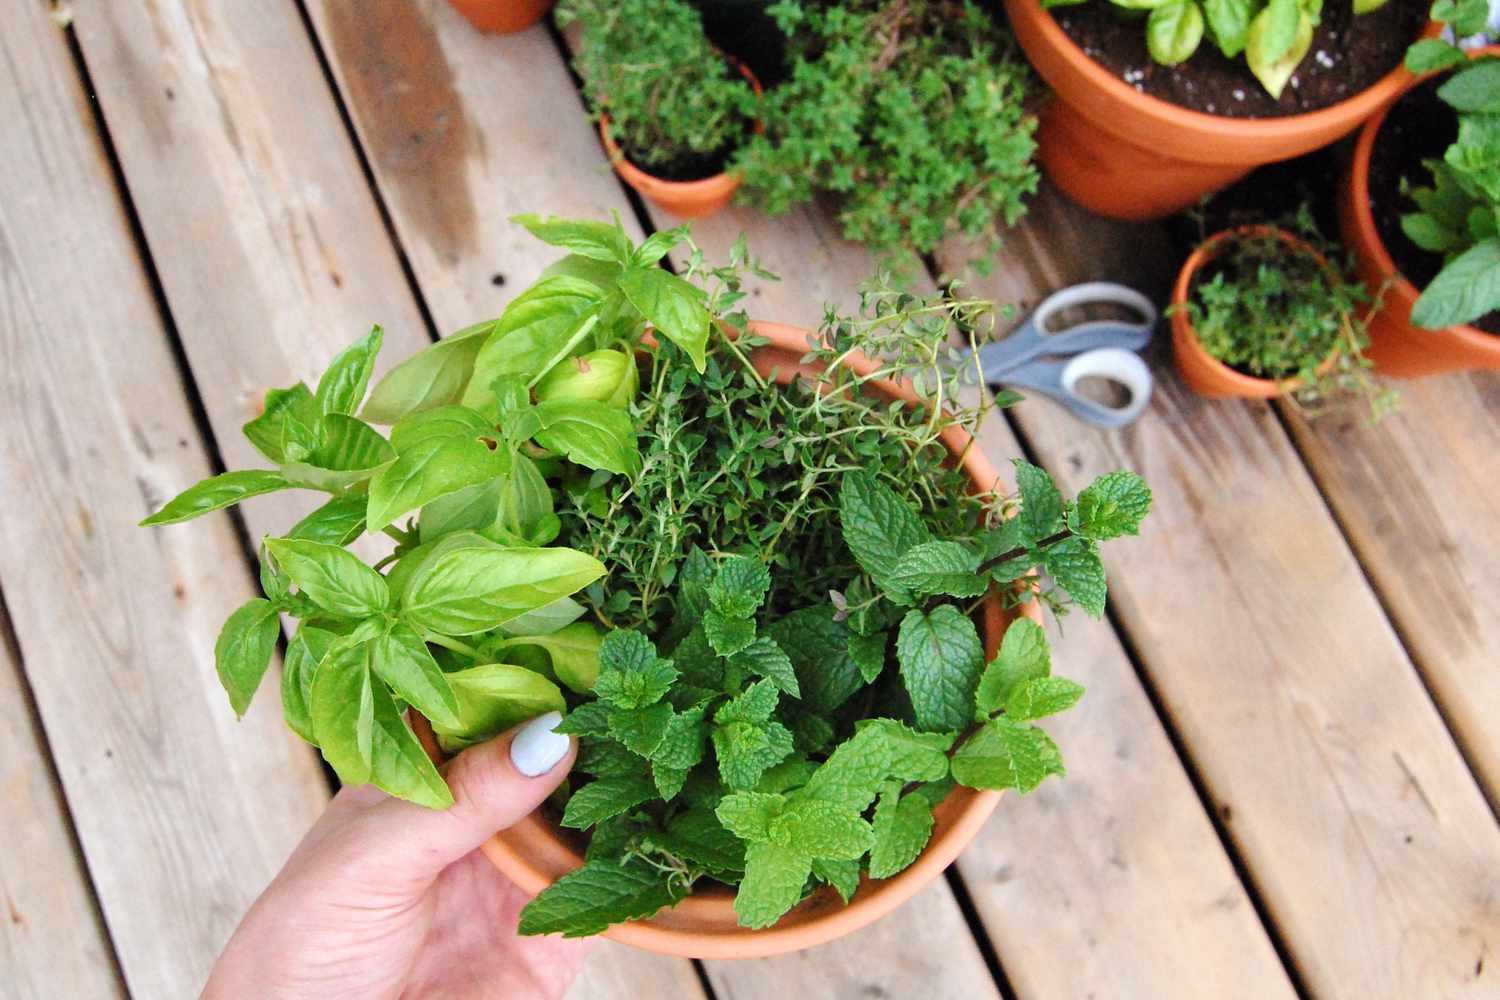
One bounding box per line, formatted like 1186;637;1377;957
421;321;1044;959
1003;0;1425;221
598;60;762;220
1171;226;1334;399
1339;46;1500;377
448;0;553;34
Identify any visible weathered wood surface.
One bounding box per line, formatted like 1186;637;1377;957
0;3;328;996
940;188;1500;998
0;611;126;1000
1283;376;1500;808
564;943;708;1000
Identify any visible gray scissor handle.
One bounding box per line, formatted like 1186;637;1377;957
999;348;1154;429
970;282;1158;379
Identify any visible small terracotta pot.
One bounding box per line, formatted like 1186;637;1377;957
1171;226;1335;399
448;0;553;34
1003;0;1427;221
416;321;1044;958
1339;46;1500;377
598;61;762;220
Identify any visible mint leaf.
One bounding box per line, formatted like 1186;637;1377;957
1069;471;1152;541
715;791;786;841
975;618;1051;717
708;556;772;618
887;540;985;601
803;719;951;812
555;701;612;737
766;608;864;712
1006;676;1085;722
869;784;936;879
896;605;986;732
214;598;281;717
1406;38;1468;74
1042;536;1107;617
577;737;642;778
848;630;887;684
812;858;861;903
951;717;1066;793
727;637;799;697
653;762;690;801
517;858;683;938
676;547;715;623
1014;459;1065;542
594;630;678;709
1410;237;1500;329
703;608;756;656
839;472;933;603
608;703;675;757
770;801;873;860
735;841;813;929
715;678;780;725
713;720;795;790
653;705;708;770
657;807;746;874
561;777;657;829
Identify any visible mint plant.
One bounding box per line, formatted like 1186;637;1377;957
732;0;1038;270
558;0;758;177
1045;0;1388;99
1400;8;1500;330
141;213;1151;935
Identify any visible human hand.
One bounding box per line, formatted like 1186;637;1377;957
203;712;590;1000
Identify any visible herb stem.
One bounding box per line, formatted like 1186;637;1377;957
421;631;481;659
975;528;1072;576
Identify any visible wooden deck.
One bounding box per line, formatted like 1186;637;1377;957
3;2;1499;997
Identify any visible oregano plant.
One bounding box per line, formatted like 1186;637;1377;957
141;213;1152;936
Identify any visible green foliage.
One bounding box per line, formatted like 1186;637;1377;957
138;213;1153;937
1399;27;1500;330
557;0;757;174
1174;210;1397;420
733;0;1038;269
1047;0;1386;98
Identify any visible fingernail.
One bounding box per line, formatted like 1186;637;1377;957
510;711;569;778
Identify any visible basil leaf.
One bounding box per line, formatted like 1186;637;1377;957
495;595;587;637
400;545;606;635
1246;5;1311;99
1146;1;1204;65
368;678;454;809
371;622;461;730
366;433;511;532
617;267;711;372
214;598;281;717
282;414;395;490
243;383;319;463
418;479;501;543
1202;0;1251;58
140;469;291;526
315;326;383;416
283;625;335;744
264;537;391;616
361;321;493;424
431;662;567;753
389;405;493;452
531;400;640;476
464;277;604;411
312;639;376;786
288;494;368;547
494;452;557;543
511;213;634;265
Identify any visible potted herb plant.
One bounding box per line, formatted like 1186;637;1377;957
561;0;761;218
1339;25;1500;376
1004;0;1426;220
139;215;1151;957
1170;212;1395;417
449;0;554;34
732;0;1040;272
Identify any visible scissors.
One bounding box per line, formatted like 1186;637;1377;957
954;282;1157;429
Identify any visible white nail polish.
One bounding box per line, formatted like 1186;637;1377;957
510;711;569;777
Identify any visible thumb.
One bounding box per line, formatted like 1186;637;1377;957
351;711;576;880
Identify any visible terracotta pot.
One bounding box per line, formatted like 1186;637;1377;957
1339;46;1500;377
598;61;762;220
416;321;1045;958
448;0;553;34
1003;0;1427;221
1171;226;1335;399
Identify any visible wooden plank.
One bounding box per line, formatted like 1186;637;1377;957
0;3;329;995
937;186;1500;997
0;607;126;999
69;0;433;544
1283;375;1500;807
565;943;707;1000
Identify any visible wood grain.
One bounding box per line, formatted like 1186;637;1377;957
1283;374;1500;807
938;186;1500;998
0;4;329;995
564;942;708;1000
0;607;126;999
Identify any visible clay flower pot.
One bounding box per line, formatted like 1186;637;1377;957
417;321;1044;958
1003;0;1425;221
1339;46;1500;378
1171;226;1335;399
448;0;553;34
598;61;762;220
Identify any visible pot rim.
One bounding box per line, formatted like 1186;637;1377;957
1345;45;1500;348
1007;0;1430;141
1171;225;1339;397
424;320;1044;958
597;55;763;197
